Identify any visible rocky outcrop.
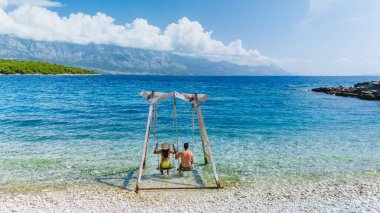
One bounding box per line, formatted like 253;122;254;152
312;81;380;100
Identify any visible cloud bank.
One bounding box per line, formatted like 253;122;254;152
0;0;62;8
0;0;269;66
299;0;341;26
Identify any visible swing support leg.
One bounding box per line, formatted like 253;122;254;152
197;107;208;164
135;104;153;193
196;106;221;188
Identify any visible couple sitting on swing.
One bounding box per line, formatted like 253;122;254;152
154;142;194;175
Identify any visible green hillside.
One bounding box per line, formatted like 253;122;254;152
0;59;96;75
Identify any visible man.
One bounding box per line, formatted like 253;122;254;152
175;143;194;172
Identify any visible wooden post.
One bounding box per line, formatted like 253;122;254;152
135;104;153;193
196;106;221;188
196;106;208;164
143;104;156;168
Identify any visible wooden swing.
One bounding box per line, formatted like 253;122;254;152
135;91;222;193
151;94;175;171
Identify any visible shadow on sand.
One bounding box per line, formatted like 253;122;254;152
94;168;138;191
94;164;208;190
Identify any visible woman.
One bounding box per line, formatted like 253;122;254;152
154;142;175;175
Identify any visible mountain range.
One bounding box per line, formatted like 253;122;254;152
0;34;288;76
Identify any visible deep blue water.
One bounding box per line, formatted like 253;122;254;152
0;76;379;188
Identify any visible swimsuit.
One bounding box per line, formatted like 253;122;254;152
179;165;193;171
160;161;171;169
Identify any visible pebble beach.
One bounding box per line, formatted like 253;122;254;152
1;174;379;212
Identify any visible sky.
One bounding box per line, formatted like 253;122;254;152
0;0;380;75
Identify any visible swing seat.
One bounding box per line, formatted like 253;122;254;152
177;166;195;172
156;166;175;171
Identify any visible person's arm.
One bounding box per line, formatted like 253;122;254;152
175;151;181;160
153;143;160;154
190;154;194;165
173;144;179;158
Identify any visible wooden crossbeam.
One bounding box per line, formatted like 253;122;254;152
139;91;208;106
174;92;208;106
138;186;223;191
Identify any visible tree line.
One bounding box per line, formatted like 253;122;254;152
0;59;96;75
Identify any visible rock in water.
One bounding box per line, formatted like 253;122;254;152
311;81;380;100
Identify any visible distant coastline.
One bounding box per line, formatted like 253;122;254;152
0;59;97;75
0;35;288;76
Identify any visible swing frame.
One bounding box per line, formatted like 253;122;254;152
135;91;222;193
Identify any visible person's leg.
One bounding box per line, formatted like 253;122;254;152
167;169;170;175
160;168;164;175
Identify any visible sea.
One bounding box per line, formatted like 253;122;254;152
0;75;379;190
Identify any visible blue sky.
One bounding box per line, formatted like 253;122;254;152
0;0;380;75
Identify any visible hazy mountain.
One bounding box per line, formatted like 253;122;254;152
0;35;288;76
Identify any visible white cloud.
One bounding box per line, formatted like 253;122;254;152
363;58;380;65
300;0;341;26
0;0;7;9
333;58;351;63
0;0;62;8
0;0;270;66
308;0;338;12
343;9;380;23
274;58;318;65
165;17;269;64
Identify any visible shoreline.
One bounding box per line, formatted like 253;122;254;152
1;173;379;212
0;73;100;76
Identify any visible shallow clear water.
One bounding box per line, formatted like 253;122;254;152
0;76;379;189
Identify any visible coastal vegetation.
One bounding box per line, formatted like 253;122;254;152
0;59;96;75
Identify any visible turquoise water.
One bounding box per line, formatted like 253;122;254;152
0;76;379;189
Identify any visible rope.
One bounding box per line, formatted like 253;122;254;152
192;103;195;154
172;99;175;147
172;96;176;166
154;104;159;169
173;96;179;165
174;99;178;148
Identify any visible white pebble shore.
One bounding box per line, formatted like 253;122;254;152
1;177;379;213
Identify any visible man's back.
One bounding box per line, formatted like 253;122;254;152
178;150;194;167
